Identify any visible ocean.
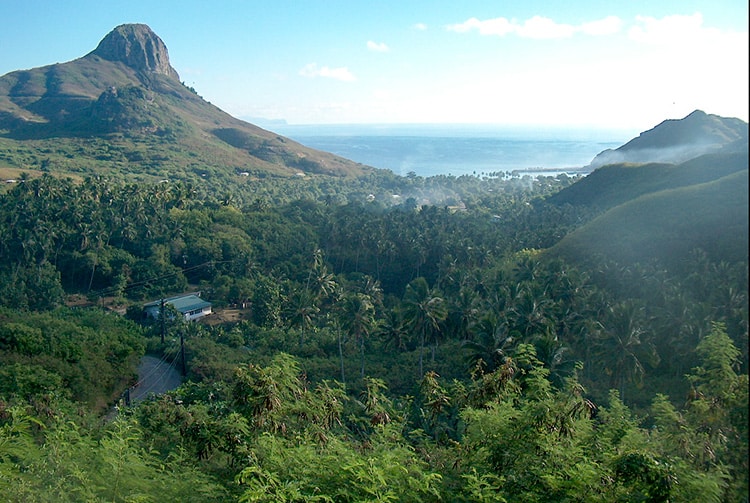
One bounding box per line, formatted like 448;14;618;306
272;123;636;178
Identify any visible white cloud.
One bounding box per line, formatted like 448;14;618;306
447;15;622;39
623;12;747;80
372;89;392;101
620;12;749;123
628;12;705;45
517;16;576;39
367;40;389;52
580;16;622;36
447;17;514;36
413;23;427;31
299;63;356;82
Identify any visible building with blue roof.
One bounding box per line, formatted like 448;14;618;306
143;293;212;322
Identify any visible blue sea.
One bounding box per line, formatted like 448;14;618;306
272;123;636;178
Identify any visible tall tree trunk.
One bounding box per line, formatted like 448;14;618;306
338;326;346;383
360;335;365;378
87;252;98;292
419;332;425;377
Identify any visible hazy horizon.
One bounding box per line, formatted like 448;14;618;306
265;123;629;177
252;119;644;139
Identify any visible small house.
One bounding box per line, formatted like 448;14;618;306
143;293;212;322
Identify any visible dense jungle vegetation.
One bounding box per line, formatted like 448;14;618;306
0;171;747;502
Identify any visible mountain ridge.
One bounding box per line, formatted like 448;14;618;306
0;24;370;180
544;109;748;273
548;150;748;210
587;109;748;169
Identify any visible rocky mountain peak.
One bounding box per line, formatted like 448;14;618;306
89;23;179;80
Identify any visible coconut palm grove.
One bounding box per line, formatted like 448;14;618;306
0;24;747;502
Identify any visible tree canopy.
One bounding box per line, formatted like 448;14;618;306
0;169;746;501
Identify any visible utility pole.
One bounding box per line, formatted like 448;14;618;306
160;298;166;344
180;330;187;377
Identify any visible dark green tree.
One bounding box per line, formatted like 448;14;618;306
402;277;448;377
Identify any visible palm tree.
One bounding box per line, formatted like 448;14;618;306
337;292;377;379
462;312;513;373
531;331;575;388
594;299;660;400
508;283;556;339
444;285;479;342
378;309;409;352
402;277;448;377
307;249;337;304
286;288;319;347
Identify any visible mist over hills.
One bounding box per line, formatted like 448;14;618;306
587;109;748;169
0;24;369;180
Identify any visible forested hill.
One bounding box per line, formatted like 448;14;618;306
549;166;748;266
549;150;748;210
0;24;370;182
542;135;749;275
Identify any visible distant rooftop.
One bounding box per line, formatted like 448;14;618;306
144;293;211;314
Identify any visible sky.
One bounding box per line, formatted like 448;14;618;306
1;0;747;131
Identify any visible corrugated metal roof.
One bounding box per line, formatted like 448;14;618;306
144;294;211;313
169;295;211;313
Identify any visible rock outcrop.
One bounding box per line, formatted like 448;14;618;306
0;23;370;178
88;23;180;79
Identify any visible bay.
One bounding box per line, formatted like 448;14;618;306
272;123;635;178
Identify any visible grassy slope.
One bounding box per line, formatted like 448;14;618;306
547;151;748;211
0;56;370;182
547;167;749;267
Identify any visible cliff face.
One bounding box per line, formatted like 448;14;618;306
88;24;180;80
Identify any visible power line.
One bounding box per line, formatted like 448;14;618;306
129;349;182;402
131;351;172;388
88;259;240;300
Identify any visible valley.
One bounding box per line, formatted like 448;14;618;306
0;23;747;502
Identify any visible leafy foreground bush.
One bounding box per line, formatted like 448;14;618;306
1;324;746;502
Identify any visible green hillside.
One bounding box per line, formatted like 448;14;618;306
548;167;749;267
547;151;748;210
0;170;746;502
0;24;370;184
